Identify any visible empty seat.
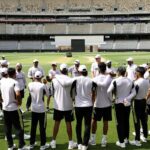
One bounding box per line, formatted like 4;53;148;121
92;23;114;34
68;24;90;34
0;41;18;50
44;24;66;34
20;41;42;50
115;40;138;49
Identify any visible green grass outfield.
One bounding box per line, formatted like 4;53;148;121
0;51;150;150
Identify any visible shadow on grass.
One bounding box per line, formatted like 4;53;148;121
88;142;150;150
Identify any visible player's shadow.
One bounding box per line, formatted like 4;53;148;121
88;142;150;150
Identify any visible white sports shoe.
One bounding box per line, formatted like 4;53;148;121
24;134;30;140
78;144;82;150
116;141;126;148
140;135;147;143
89;139;96;146
0;110;3;117
129;140;141;146
27;142;37;149
8;144;16;150
18;145;29;150
50;140;56;149
40;143;50;150
124;138;129;144
68;141;77;149
101;137;107;147
81;145;88;150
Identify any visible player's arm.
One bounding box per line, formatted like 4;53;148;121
70;80;77;101
28;68;33;79
14;82;22;106
15;90;22;106
55;75;75;87
107;80;115;101
92;82;97;104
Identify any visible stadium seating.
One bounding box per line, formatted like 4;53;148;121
0;0;148;13
20;41;42;50
0;23;6;34
146;23;150;33
139;40;150;49
135;23;146;33
100;41;114;49
117;0;143;12
122;23;136;33
19;0;42;13
69;0;91;9
44;24;66;34
43;41;56;50
0;0;18;12
93;0;115;11
92;23;114;34
0;41;18;50
115;40;138;49
46;0;67;11
68;24;90;34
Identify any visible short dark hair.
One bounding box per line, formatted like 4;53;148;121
81;70;88;76
98;62;106;73
61;68;68;75
8;68;16;77
136;66;145;76
117;66;126;76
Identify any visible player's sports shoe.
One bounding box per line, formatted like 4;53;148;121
129;140;141;146
140;135;147;143
68;141;77;149
78;144;82;150
81;145;88;150
116;141;126;148
50;140;56;149
124;138;129;144
40;143;50;150
101;136;107;147
27;142;37;149
8;144;16;150
89;139;96;146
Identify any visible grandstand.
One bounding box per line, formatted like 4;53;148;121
0;0;150;51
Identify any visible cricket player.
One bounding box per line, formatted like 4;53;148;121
130;67;150;146
0;68;8;120
106;60;116;74
68;60;80;77
0;60;9;79
50;64;77;149
48;62;60;77
90;62;112;147
71;65;96;150
91;54;101;78
16;63;26;110
126;57;137;81
0;68;28;150
28;71;50;150
47;62;60;111
107;66;136;148
26;59;44;111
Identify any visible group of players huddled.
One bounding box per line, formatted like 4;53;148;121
0;54;150;150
